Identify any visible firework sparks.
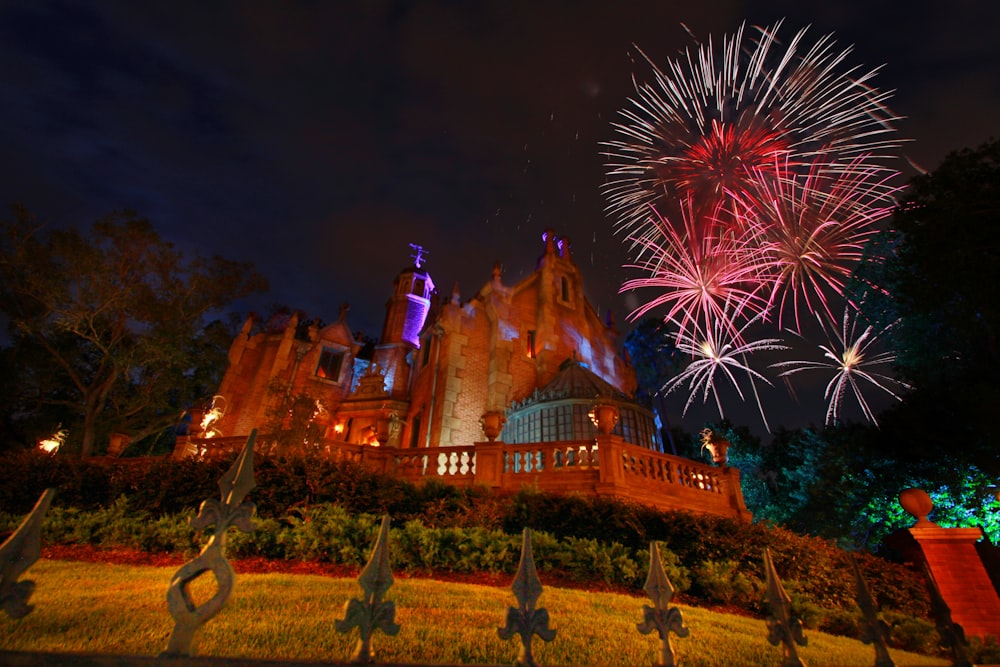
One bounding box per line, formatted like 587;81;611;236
604;21;901;241
662;305;787;430
621;199;770;338
607;20;905;425
773;307;910;425
729;155;900;332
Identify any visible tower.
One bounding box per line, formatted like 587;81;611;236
375;244;435;397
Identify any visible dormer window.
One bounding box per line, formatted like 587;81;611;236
316;347;345;382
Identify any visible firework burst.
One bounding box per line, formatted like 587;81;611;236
620;198;769;339
772;307;910;426
607;20;906;426
604;20;901;241
662;304;787;430
728;155;900;332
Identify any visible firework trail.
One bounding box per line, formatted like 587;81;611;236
620;199;769;339
772;307;911;426
728;155;901;332
662;303;787;430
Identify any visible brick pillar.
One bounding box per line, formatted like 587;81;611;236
887;489;1000;639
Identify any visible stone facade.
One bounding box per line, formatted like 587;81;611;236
210;230;642;451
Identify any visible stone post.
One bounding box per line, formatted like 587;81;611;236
595;434;626;495
474;441;505;489
886;488;1000;638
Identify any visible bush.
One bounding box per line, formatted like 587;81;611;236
692;559;760;607
883;611;940;655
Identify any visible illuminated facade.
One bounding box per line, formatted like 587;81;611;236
212;230;660;451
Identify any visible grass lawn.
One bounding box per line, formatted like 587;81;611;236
0;559;948;667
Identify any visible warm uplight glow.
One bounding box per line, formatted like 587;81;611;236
200;395;227;438
38;427;67;454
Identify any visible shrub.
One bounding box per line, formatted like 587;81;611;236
883;611;940;655
692;559;760;607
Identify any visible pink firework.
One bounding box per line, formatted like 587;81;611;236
772;307;911;425
620;199;769;340
604;20;901;242
728;155;901;332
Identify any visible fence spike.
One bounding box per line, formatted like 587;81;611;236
849;555;895;667
763;547;808;667
162;430;258;657
0;488;55;619
498;528;556;667
335;515;400;663
921;561;972;667
637;541;689;667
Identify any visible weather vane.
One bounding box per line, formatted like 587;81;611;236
409;243;428;268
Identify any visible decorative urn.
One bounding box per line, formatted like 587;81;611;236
479;411;506;442
589;402;620;436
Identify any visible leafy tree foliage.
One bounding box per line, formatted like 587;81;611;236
624;317;682;452
0;206;267;456
863;140;1000;475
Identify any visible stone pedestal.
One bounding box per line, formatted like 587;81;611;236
887;489;1000;638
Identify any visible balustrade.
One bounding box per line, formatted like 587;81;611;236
182;435;743;518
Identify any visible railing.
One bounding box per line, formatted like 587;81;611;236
180;434;749;520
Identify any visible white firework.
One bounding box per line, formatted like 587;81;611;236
773;306;911;425
662;304;787;430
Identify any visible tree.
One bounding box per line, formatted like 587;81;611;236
0;206;267;456
861;140;1000;474
624;317;682;453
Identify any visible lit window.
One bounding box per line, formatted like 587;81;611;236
316;348;345;381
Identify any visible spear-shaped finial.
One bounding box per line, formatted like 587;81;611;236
850;555;895;667
921;562;972;667
763;548;808;667
637;542;689;667
498;528;556;667
335;515;400;663
162;430;258;657
0;488;55;619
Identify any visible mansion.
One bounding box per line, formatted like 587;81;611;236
189;229;748;519
210;229;661;452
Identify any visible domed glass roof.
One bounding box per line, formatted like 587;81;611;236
501;358;662;450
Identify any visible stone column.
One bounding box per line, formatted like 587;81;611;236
886;488;1000;638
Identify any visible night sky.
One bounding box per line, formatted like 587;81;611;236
2;1;997;436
